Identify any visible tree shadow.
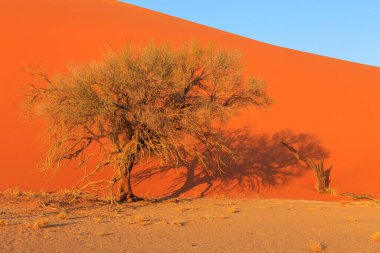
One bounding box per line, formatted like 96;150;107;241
132;129;329;199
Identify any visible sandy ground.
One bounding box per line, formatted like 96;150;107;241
0;191;380;253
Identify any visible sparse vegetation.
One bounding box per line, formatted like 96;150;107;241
0;195;379;251
134;214;148;223
167;220;186;226
174;205;189;213
0;220;7;226
24;42;271;203
226;205;239;213
58;211;68;219
32;219;50;229
371;231;380;242
309;241;325;252
4;188;24;196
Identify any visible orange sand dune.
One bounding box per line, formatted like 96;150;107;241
1;0;380;200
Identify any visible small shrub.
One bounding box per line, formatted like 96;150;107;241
309;241;325;252
33;219;49;228
58;212;68;219
0;220;7;226
371;231;380;242
135;214;148;223
175;205;189;213
4;188;24;196
226;206;239;213
168;220;186;226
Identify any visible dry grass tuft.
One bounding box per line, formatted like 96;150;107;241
134;214;149;223
174;205;189;213
33;219;50;229
58;211;68;219
226;206;239;213
309;241;325;252
0;220;7;226
340;201;352;206
94;217;104;223
130;214;154;226
167;220;186;226
327;188;338;196
371;231;380;242
4;188;24;196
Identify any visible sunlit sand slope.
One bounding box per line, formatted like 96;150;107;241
1;0;379;199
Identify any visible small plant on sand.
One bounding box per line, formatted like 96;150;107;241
174;205;189;213
134;214;149;223
226;205;239;213
4;188;24;196
0;220;7;226
33;219;50;229
24;42;271;203
371;231;380;242
131;214;154;226
167;220;186;226
94;217;104;223
309;241;325;252
58;211;68;219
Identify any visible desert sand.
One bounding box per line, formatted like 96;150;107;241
1;191;380;253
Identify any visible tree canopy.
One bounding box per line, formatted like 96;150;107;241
25;42;272;202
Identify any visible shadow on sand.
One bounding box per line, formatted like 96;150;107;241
132;129;329;199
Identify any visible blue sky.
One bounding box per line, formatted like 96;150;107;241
120;0;380;67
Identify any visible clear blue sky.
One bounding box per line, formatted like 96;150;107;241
120;0;380;67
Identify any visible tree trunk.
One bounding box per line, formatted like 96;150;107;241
314;165;331;194
117;162;135;202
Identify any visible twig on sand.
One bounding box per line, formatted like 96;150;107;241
340;192;380;203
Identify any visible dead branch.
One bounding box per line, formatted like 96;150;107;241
281;141;331;194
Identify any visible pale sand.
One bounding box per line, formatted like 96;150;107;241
1;192;379;253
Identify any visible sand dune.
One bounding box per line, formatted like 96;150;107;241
1;0;380;200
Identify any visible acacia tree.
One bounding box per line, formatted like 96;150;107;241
25;42;271;202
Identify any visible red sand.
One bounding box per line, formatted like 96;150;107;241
1;0;380;200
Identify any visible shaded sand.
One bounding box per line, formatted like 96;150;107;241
1;192;380;252
1;0;380;199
